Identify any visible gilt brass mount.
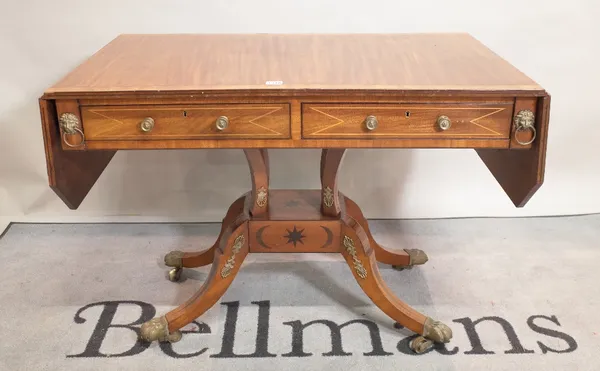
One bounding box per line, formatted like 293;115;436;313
514;109;537;145
220;234;245;278
256;187;268;207
323;186;334;208
343;235;368;279
59;112;85;147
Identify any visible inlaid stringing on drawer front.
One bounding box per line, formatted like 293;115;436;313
301;103;514;139
80;104;291;140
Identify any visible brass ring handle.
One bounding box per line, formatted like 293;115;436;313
514;109;537;146
216;116;229;131
139;117;155;132
365;115;378;131
59;112;85;147
62;127;85;147
515;124;537;145
437;115;451;131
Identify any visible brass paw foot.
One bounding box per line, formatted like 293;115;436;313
423;317;452;343
164;250;184;268
406;249;428;266
392;249;428;270
140;316;182;343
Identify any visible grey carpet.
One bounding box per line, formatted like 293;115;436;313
0;215;598;370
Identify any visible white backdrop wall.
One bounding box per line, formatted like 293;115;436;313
1;0;599;224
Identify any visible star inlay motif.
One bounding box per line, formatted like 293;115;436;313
283;226;305;247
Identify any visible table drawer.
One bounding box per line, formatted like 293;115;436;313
302;103;513;139
81;104;290;140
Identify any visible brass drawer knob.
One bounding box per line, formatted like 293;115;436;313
365;115;378;131
59;112;85;147
437;115;451;131
216;116;229;131
514;109;537;145
139;117;155;132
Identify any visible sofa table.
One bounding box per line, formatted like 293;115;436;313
39;34;550;353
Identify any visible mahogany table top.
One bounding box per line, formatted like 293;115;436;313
45;33;543;96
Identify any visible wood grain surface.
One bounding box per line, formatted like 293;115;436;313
302;102;513;139
341;214;427;335
55;94;532;150
266;190;342;221
39;33;550;210
476;96;551;207
46;34;543;95
39;98;115;209
43;33;550;344
342;193;411;267
179;194;248;268
81;104;290;140
249;220;341;253
166;220;249;332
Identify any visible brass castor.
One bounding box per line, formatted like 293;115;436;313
165;250;184;282
140;316;182;343
409;336;434;353
168;267;182;282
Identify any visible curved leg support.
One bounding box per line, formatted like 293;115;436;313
340;215;451;353
163;194;248;281
141;220;249;343
343;194;428;269
320;149;346;217
244;149;269;218
165;193;247;269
